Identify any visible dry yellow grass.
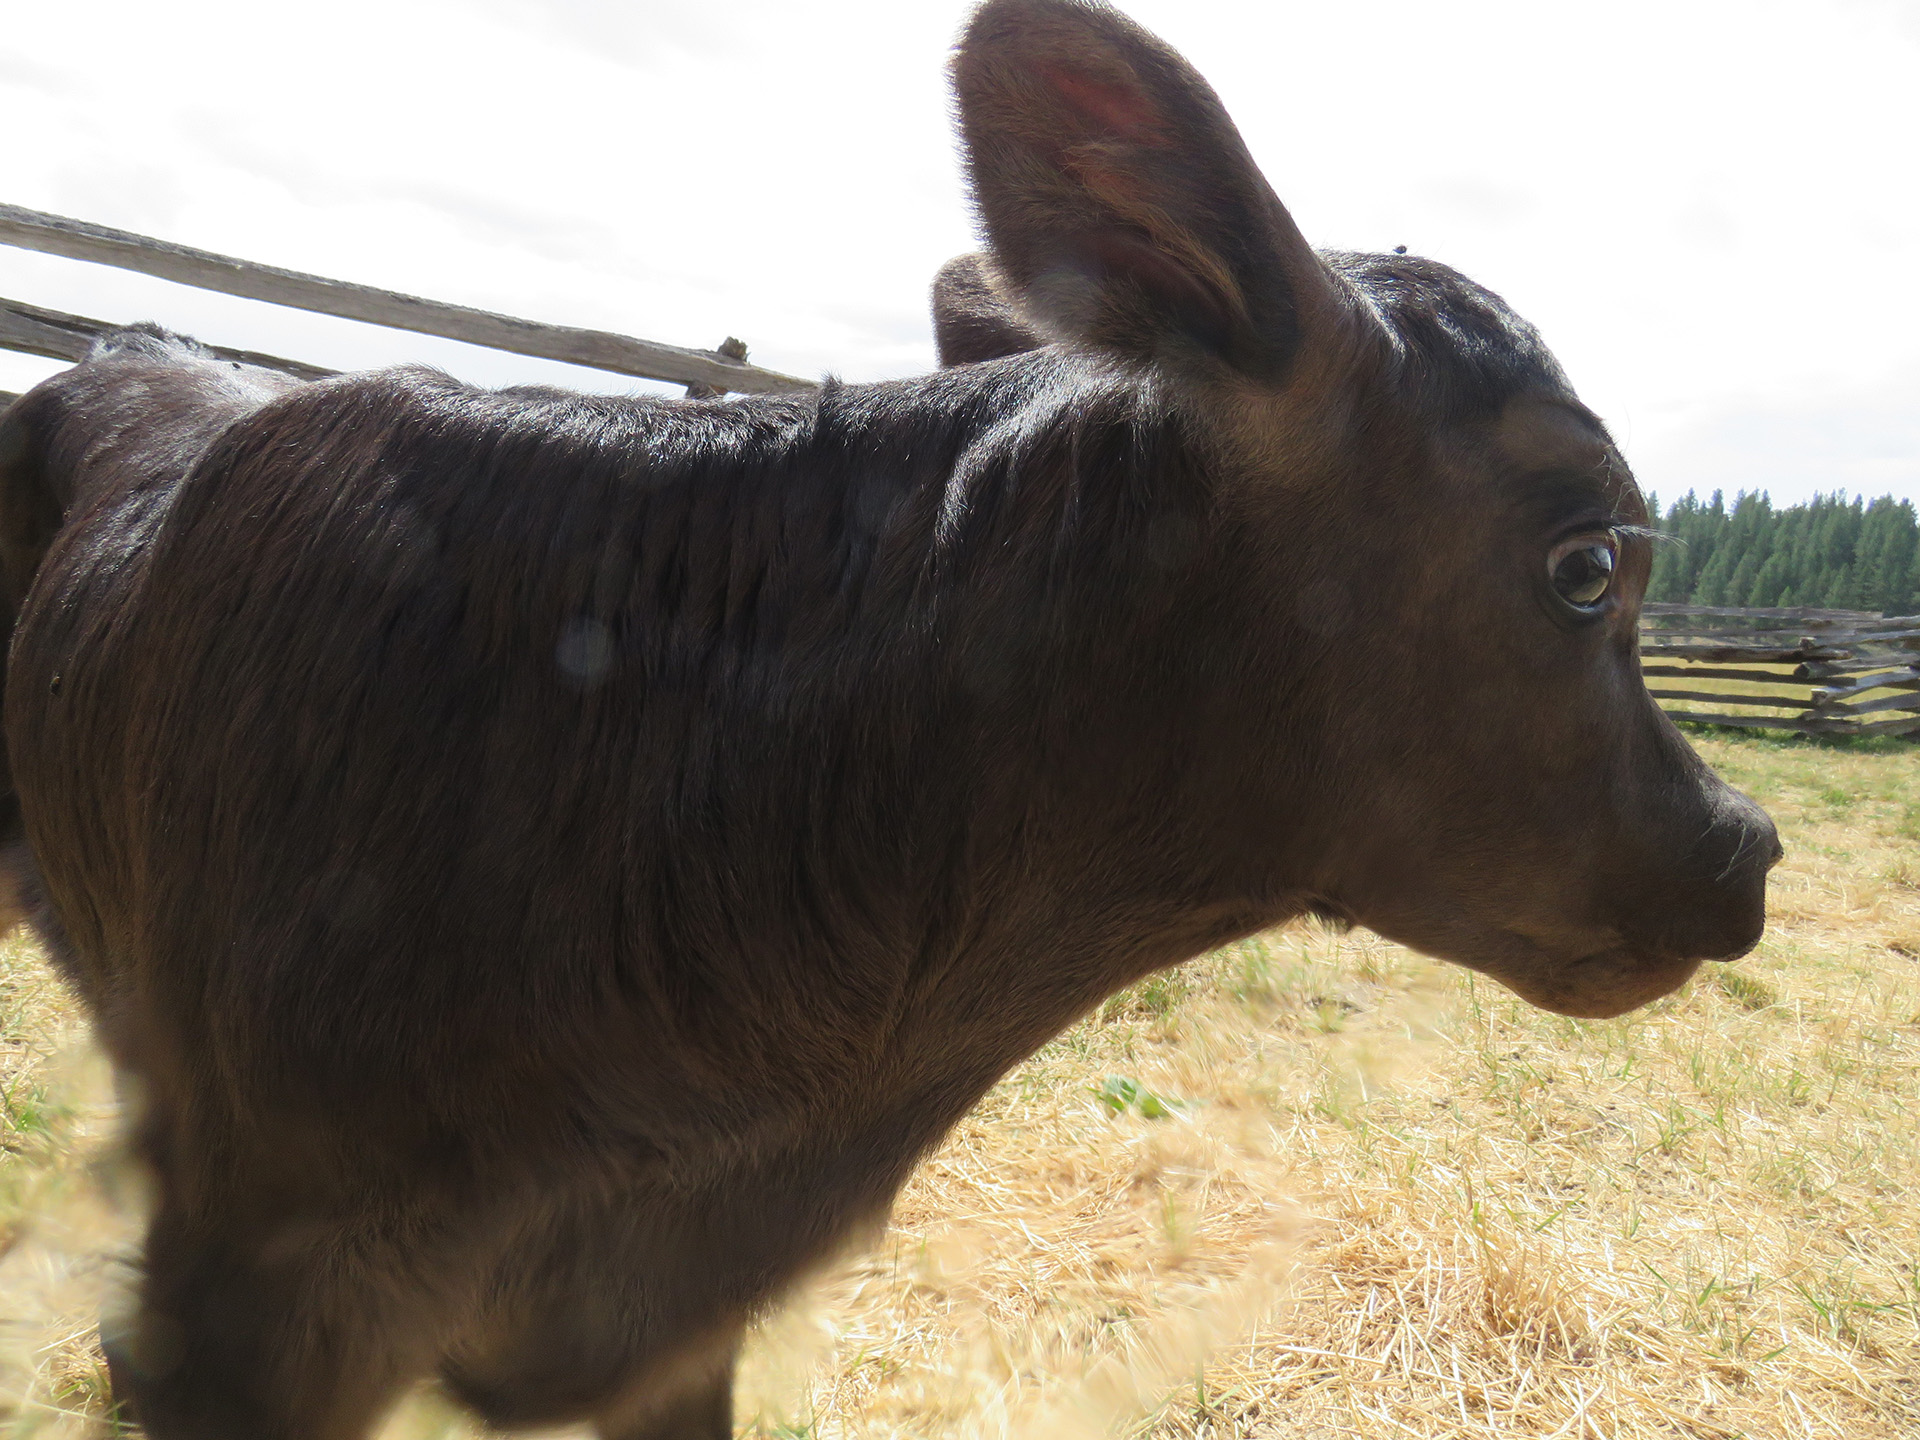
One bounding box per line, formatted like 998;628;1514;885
3;731;1918;1438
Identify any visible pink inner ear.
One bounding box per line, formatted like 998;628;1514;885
1035;63;1167;144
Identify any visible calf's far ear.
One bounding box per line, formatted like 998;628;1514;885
931;252;1047;366
953;0;1340;384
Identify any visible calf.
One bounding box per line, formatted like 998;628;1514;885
0;0;1775;1435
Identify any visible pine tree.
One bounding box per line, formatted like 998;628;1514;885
1652;490;1920;614
1749;551;1792;607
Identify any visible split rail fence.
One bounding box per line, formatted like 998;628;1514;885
0;201;817;407
1640;604;1920;739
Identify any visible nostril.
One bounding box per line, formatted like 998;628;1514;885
1723;792;1782;874
1745;818;1784;874
1724;825;1780;885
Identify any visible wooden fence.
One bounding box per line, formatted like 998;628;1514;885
1640;604;1920;738
0;201;816;406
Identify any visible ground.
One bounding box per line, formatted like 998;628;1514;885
2;730;1916;1438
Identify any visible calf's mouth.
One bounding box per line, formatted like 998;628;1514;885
1470;912;1771;1020
1486;940;1709;1020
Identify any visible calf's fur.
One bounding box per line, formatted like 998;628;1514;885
930;252;1044;365
0;1;1775;1435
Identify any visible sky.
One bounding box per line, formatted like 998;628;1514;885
1;0;1916;510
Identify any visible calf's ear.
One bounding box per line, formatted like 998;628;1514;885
931;252;1047;366
954;0;1339;383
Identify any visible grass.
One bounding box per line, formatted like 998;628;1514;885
3;731;1919;1437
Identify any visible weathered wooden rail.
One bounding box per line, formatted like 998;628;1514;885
1640;604;1920;738
0;201;816;403
0;295;336;386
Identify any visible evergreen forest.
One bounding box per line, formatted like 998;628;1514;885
1644;491;1920;616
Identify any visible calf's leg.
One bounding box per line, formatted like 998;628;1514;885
441;1193;745;1437
113;1186;456;1440
447;1330;738;1440
591;1346;739;1440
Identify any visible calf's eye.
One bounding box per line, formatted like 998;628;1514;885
1548;534;1616;610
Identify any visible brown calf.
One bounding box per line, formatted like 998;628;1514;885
0;1;1775;1435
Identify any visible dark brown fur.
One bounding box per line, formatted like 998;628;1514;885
0;2;1774;1435
931;253;1044;365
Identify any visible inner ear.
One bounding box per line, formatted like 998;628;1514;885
1074;228;1241;357
1034;61;1169;140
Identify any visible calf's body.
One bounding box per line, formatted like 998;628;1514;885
0;2;1775;1434
5;342;1311;1435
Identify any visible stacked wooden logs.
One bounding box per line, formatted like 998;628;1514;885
1639;604;1920;738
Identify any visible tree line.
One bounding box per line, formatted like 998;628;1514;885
1644;491;1920;616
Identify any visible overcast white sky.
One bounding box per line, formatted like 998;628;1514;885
2;0;1915;510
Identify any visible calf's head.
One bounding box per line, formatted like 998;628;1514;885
948;0;1777;1018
